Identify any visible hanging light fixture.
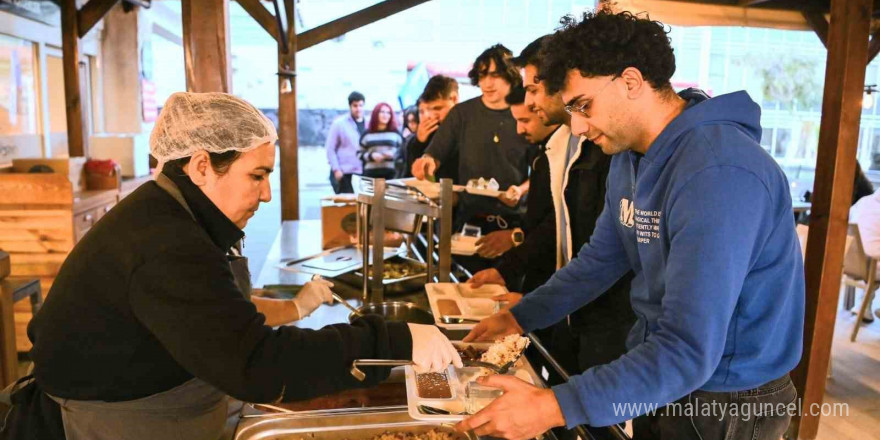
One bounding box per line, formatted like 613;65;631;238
864;85;877;110
278;68;295;95
280;77;293;94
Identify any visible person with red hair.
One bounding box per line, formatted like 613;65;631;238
358;102;404;179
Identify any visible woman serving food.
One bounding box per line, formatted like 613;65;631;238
11;92;461;440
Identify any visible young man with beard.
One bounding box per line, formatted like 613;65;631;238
412;45;535;273
470;36;635;390
458;11;803;440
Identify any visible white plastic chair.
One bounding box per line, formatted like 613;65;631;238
842;224;879;341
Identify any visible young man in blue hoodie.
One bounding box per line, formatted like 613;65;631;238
457;10;804;440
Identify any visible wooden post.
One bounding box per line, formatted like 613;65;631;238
181;0;231;93
790;0;871;438
61;0;88;157
279;0;299;220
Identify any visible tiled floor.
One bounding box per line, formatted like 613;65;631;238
815;308;880;440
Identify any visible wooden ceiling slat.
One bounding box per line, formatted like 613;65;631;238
802;9;829;48
77;0;122;38
236;0;280;43
869;28;880;64
296;0;432;52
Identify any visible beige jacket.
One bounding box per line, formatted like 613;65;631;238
544;125;587;269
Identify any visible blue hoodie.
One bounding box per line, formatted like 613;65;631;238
510;90;805;427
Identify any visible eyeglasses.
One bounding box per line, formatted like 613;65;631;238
564;76;619;118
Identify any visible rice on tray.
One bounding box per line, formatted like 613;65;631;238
368;429;457;440
480;335;529;366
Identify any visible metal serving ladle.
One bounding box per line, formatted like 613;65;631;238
312;274;363;317
349;359;413;381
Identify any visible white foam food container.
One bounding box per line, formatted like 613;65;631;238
425;283;508;330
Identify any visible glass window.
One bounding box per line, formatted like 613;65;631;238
709;53;726;91
870;128;880;171
0;34;39;160
775;128;792;159
761;128;773;152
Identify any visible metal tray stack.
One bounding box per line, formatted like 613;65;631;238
356;177;454;303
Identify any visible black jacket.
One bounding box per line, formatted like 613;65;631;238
499;138;634;327
563;143;635;329
28;166;412;403
496;133;557;293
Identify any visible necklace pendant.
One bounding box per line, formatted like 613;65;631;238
493;134;500;143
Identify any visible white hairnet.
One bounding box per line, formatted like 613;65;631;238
150;92;278;163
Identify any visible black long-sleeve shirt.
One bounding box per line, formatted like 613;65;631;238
29;166;412;403
405;131;458;182
496;133;557;292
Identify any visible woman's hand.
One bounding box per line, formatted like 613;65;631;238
291;278;334;318
407;324;463;373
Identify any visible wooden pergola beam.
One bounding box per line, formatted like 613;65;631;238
77;0;122;38
296;0;431;51
236;0;280;43
279;0;298;220
868;29;880;65
790;0;872;439
801;9;829;48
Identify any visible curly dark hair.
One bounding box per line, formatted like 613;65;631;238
541;10;675;95
512;35;549;69
467;44;521;88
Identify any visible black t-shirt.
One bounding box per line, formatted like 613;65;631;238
355;119;366;136
425;96;535;232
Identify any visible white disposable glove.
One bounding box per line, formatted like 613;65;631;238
407;323;463;373
291;278;334;318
